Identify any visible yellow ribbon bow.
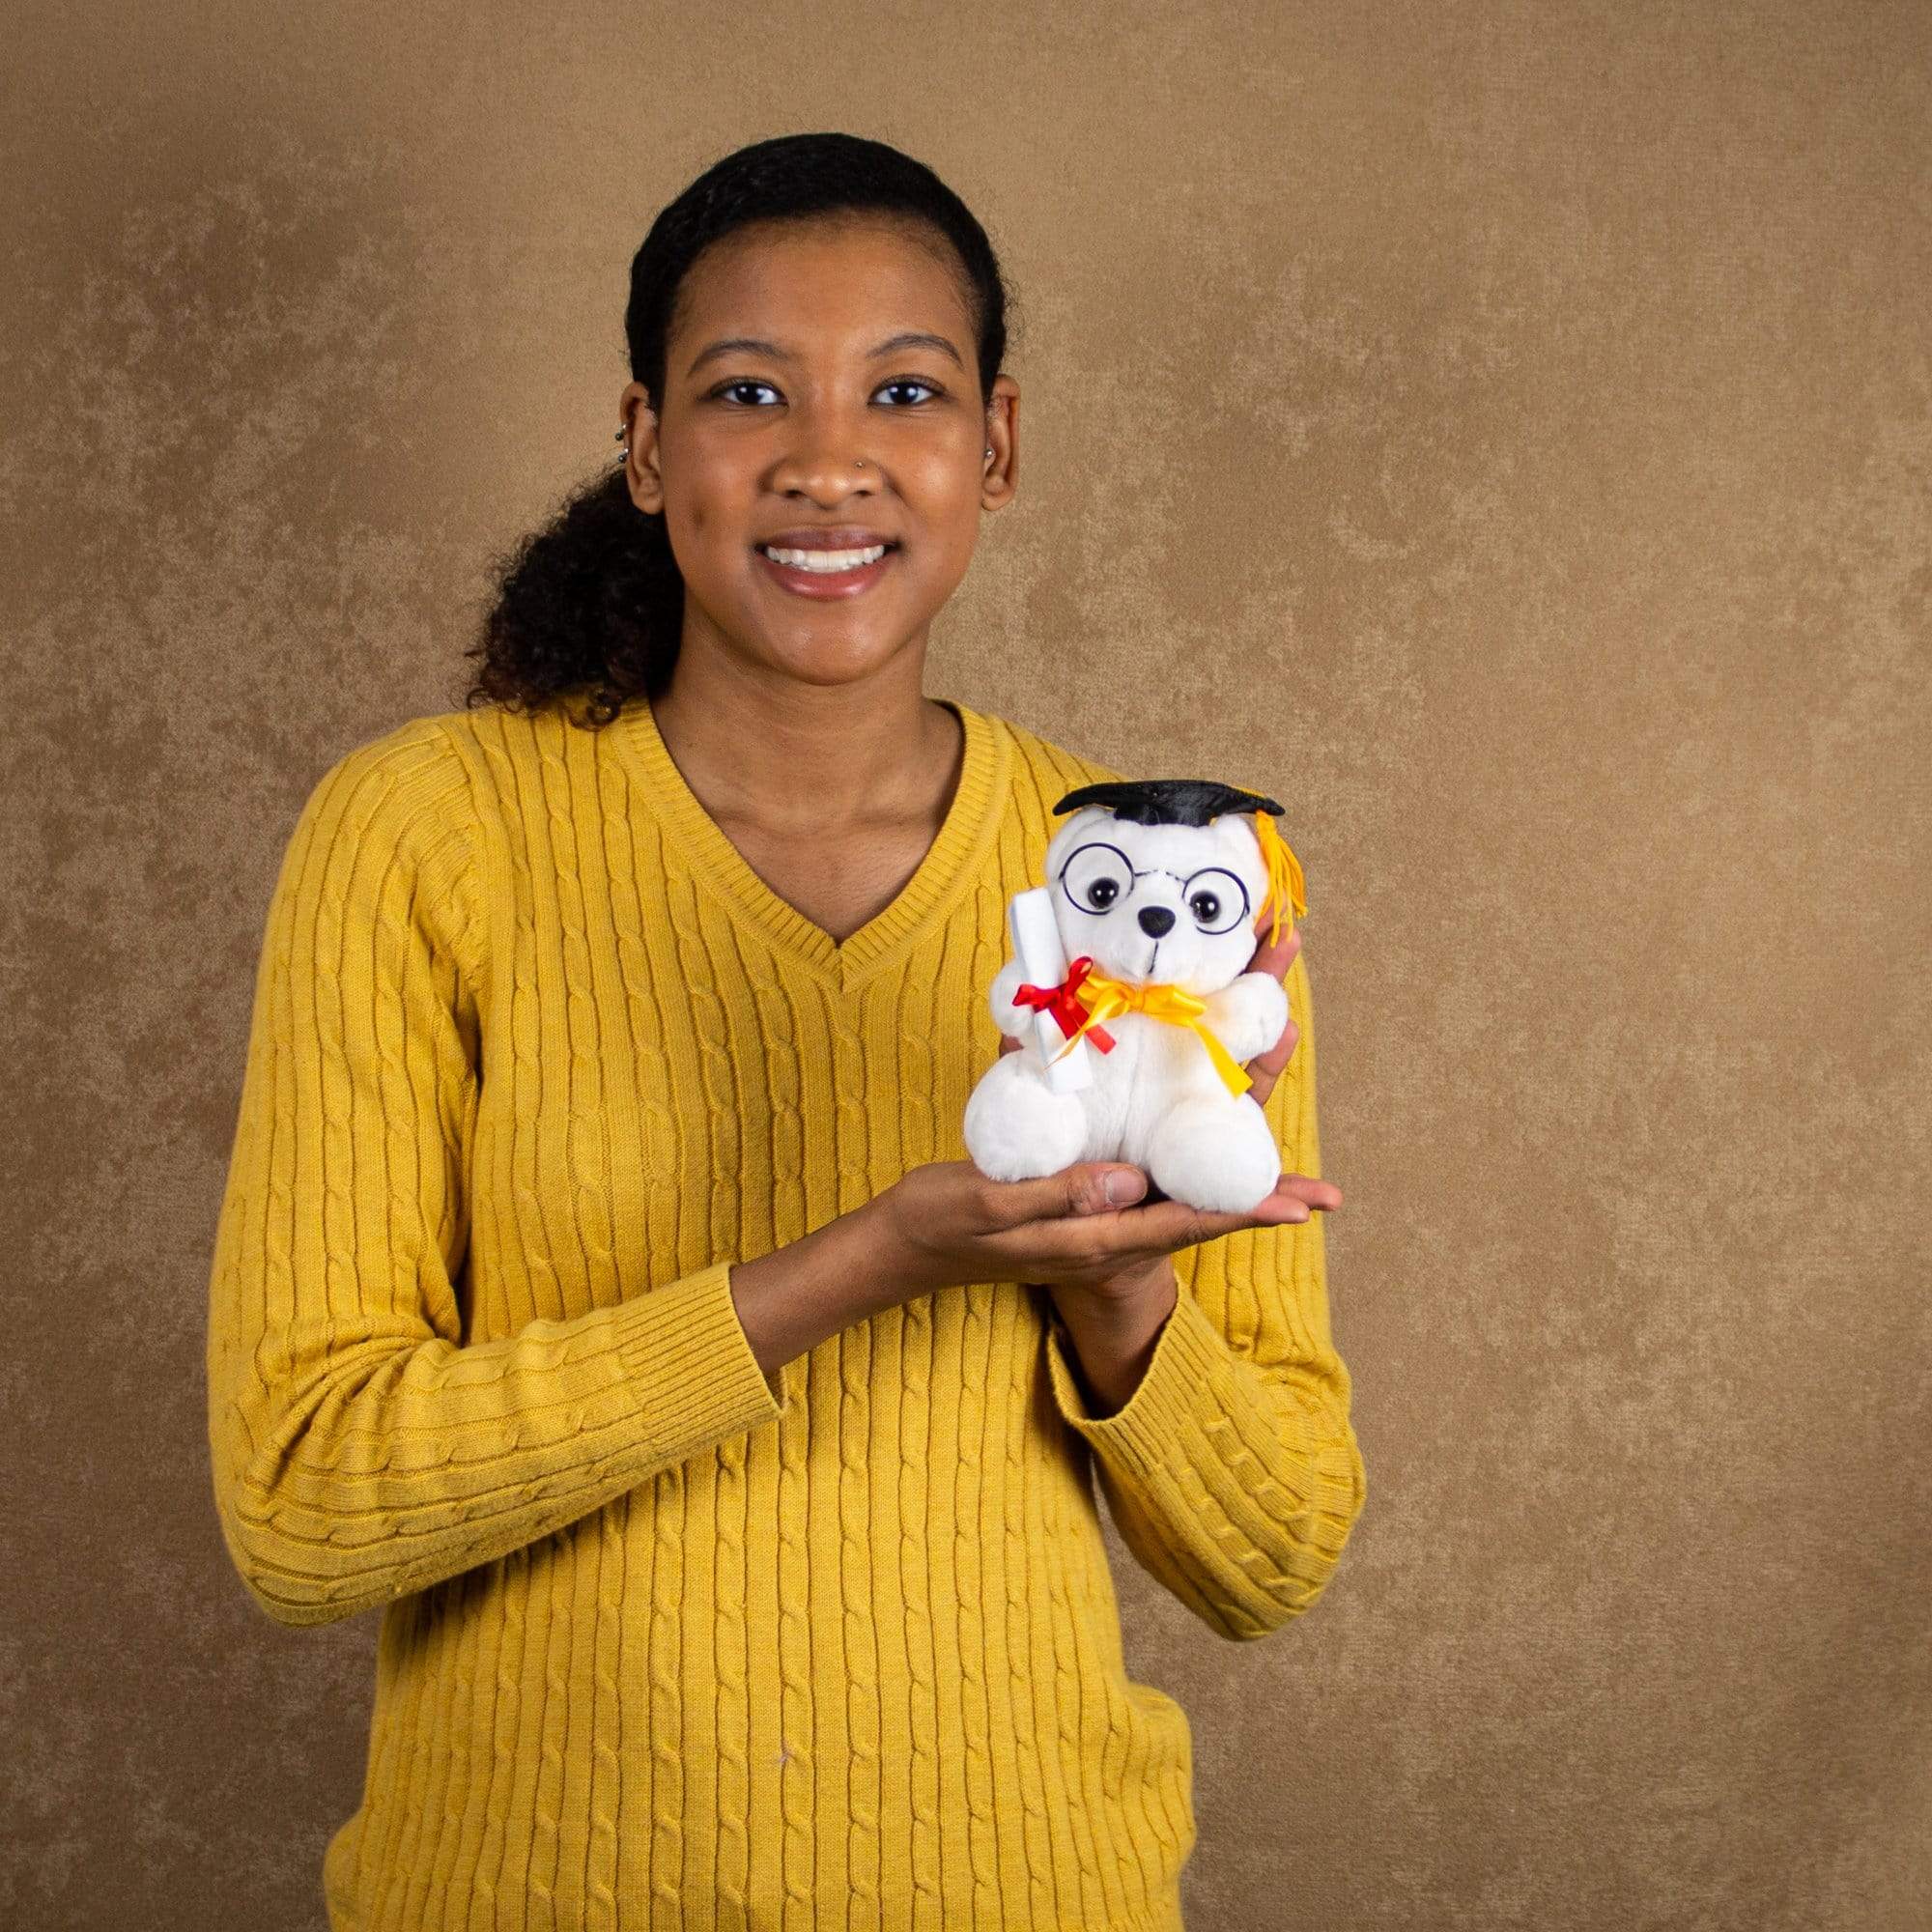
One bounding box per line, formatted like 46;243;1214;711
1048;967;1255;1095
1043;809;1309;1097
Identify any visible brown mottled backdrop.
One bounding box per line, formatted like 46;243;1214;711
4;3;1927;1927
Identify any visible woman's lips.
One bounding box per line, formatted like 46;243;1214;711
753;545;898;600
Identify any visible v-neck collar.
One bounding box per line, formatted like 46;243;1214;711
604;689;1010;995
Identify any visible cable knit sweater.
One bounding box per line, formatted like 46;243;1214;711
205;689;1367;1932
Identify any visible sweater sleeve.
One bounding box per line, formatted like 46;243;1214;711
1042;950;1368;1641
206;723;787;1630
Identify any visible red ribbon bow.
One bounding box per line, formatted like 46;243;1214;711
1012;954;1117;1053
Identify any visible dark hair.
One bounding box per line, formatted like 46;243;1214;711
460;132;1017;727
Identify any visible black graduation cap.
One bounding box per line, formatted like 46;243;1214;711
1051;778;1284;825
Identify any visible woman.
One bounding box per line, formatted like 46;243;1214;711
206;129;1365;1932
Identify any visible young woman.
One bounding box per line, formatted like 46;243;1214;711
207;129;1365;1932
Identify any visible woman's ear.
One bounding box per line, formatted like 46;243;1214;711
617;383;664;515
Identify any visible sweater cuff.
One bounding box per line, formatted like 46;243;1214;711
1045;1278;1309;1496
609;1261;787;1446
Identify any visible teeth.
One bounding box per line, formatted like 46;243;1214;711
761;543;889;572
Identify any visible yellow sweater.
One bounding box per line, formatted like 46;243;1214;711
206;691;1367;1932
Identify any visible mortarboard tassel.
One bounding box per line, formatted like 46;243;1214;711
1245;810;1306;950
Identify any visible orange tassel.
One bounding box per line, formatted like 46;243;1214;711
1246;810;1306;948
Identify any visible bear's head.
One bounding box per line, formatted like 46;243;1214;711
1043;778;1302;994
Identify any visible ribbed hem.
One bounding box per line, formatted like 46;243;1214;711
609;1261;788;1448
1048;1281;1241;1476
1047;1282;1359;1521
1045;1274;1230;1440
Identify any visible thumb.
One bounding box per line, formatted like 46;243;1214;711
978;1160;1147;1225
1066;1162;1148;1214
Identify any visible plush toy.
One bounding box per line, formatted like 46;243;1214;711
963;778;1307;1214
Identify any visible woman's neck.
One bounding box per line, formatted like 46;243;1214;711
647;658;963;840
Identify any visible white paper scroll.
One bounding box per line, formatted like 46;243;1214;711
1009;887;1094;1094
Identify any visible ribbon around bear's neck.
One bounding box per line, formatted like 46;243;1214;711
1052;960;1254;1094
1037;781;1311;1098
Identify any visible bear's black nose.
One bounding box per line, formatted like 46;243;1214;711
1137;906;1176;938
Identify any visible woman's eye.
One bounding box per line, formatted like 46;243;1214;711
708;378;940;407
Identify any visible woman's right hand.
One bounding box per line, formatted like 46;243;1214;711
868;1151;1321;1301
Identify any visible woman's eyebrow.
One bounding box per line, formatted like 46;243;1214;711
684;330;965;378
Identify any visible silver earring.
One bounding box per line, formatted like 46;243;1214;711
614;414;656;467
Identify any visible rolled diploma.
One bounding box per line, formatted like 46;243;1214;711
1009;887;1093;1094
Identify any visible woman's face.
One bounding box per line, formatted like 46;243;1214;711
621;216;1017;689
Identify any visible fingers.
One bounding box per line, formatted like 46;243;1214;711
1104;1172;1340;1244
1240;921;1304;1108
1246;914;1302;983
996;1177;1334;1276
986;1194;1208;1271
1244;1012;1300;1091
1239;1017;1297;1113
1278;1171;1343;1211
974;1160;1143;1231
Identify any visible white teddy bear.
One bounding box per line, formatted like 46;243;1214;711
962;778;1307;1215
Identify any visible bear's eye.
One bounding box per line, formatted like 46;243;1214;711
1060;840;1134;917
1185;867;1248;935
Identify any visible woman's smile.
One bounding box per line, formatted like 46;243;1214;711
752;539;901;599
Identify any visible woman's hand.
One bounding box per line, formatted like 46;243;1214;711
989;909;1338;1304
867;1148;1331;1305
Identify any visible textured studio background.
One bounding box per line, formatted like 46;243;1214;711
4;3;1928;1928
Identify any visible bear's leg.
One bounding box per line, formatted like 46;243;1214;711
1143;1094;1282;1215
961;1051;1094;1182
